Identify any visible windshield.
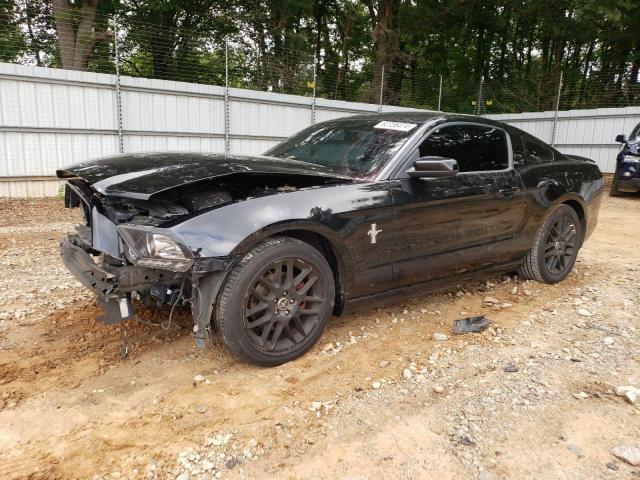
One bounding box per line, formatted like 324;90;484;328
264;118;419;179
630;124;640;144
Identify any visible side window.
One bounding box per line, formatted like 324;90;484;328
418;124;509;172
524;134;554;164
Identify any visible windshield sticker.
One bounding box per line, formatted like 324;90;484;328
373;121;417;132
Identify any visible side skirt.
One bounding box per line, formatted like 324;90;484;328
341;260;523;315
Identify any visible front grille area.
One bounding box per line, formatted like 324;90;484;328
74;224;93;248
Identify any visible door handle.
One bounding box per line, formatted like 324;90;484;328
537;179;559;189
498;187;520;197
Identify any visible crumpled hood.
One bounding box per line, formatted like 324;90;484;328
57;152;352;200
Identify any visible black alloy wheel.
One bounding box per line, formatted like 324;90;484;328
542;215;578;276
244;258;325;353
216;237;335;366
519;204;582;284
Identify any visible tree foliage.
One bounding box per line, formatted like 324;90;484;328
1;0;639;112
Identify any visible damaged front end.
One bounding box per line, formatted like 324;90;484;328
57;153;352;348
59;180;232;347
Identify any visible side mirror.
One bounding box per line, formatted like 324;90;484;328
615;134;627;143
408;156;459;178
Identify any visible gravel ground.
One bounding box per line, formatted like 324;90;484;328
0;193;639;480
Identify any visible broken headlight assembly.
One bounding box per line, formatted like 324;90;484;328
118;226;194;272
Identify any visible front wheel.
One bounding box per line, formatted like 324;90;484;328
215;237;335;366
518;204;582;284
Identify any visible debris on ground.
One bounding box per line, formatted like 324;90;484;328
452;315;492;335
503;362;519;373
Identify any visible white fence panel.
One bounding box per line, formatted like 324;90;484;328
0;63;423;196
486;106;640;173
2;62;639;196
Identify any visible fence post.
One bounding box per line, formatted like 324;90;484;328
311;56;317;125
378;64;385;113
551;71;563;147
438;74;443;111
112;17;124;154
224;37;230;155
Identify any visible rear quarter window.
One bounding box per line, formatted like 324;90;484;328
523;134;554;165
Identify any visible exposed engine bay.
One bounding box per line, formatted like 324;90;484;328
67;172;346;226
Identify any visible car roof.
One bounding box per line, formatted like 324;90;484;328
327;110;508;128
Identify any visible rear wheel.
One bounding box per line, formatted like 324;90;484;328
519;205;582;284
216;237;335;366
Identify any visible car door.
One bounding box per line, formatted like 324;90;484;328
389;122;526;287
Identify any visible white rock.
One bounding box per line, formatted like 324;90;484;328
322;343;334;352
309;401;322;411
379;360;390;368
371;381;382;390
611;445;640;466
433;385;444;394
615;385;640;404
603;336;614;346
577;309;592;317
207;433;232;446
193;374;205;383
433;333;448;341
483;296;500;306
402;368;413;380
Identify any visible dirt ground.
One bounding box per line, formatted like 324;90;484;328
0;190;639;480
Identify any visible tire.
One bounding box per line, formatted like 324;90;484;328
215;237;335;366
518;204;582;284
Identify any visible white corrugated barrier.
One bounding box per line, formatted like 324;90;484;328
0;63;418;196
486;108;640;173
1;62;637;196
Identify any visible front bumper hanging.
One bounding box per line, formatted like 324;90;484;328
60;235;230;344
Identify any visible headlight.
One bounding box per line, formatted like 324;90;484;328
146;234;185;259
118;226;194;272
623;155;640;163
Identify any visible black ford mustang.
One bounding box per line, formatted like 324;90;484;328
58;112;603;366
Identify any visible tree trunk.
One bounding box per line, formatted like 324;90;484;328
368;0;400;103
52;0;101;70
335;11;353;100
497;8;511;79
578;40;594;103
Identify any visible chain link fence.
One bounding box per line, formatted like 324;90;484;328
1;4;639;197
2;5;639;115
